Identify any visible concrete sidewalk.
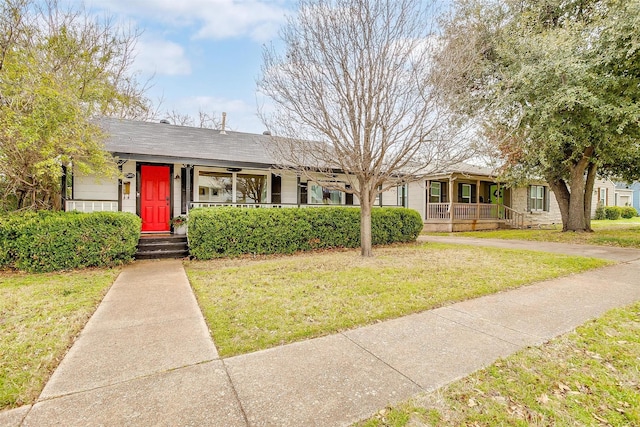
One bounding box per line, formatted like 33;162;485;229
419;234;640;262
3;241;640;426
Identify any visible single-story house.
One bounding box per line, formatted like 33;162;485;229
64;118;614;232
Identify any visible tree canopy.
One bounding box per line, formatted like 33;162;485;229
441;0;640;231
0;0;152;210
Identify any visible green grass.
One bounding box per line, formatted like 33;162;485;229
357;301;640;426
0;269;118;409
434;218;640;248
186;242;609;357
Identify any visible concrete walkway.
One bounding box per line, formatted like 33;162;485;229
2;240;640;426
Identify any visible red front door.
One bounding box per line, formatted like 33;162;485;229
140;165;171;232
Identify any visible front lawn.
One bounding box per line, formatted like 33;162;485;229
357;301;640;426
0;269;118;410
436;218;640;248
186;242;608;357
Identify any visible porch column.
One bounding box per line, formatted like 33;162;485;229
61;165;68;211
497;181;501;219
426;180;430;220
185;164;193;213
117;160;127;212
476;178;481;219
449;176;455;221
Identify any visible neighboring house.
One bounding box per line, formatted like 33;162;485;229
615;182;639;214
64;118;610;233
592;178;617;216
422;164;563;232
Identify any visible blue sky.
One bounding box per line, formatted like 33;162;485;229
85;0;296;134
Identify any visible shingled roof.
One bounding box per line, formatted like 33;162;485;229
97;117;278;169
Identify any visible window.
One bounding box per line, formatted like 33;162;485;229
529;185;547;211
198;171;232;202
461;184;471;203
374;185;383;206
430;182;441;203
236;174;267;203
310;183;343;204
397;184;408;208
599;188;607;206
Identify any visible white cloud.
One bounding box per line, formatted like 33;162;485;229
88;0;289;42
134;37;192;76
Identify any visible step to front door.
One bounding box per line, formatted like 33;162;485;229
136;235;189;260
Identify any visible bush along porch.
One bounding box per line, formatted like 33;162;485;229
188;206;423;259
0;211;141;273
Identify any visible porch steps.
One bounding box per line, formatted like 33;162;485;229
136;235;189;260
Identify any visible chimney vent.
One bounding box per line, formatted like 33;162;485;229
160;119;170;124
220;112;227;135
262;130;272;136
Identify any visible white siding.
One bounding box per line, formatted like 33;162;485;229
592;179;616;216
73;173;118;201
172;163;182;216
407;181;426;220
280;173;299;204
381;186;397;206
121;160;137;214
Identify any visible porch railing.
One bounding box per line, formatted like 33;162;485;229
427;203;451;220
426;202;528;224
65;200;119;213
189;202;403;209
428;202;502;221
501;205;526;229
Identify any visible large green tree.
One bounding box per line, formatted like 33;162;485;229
0;0;152;210
441;0;640;231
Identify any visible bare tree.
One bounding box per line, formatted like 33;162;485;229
164;109;224;129
258;0;475;257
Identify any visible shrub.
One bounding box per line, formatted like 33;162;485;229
621;206;638;219
594;203;606;220
1;211;141;272
188;206;423;259
604;206;622;220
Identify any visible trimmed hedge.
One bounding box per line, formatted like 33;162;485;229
0;211;141;272
604;206;622;220
621;206;638;219
188;206;423;259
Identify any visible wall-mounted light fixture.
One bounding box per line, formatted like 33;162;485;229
175;174;181;180
124;172;135;179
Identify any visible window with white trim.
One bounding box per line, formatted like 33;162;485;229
397;184;408;207
198;171;232;202
461;184;471;203
599;188;607;206
236;174;267;203
310;183;343;204
430;182;441;203
529;185;547;211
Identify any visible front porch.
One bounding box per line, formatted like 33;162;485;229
424;173;524;232
423;203;524;232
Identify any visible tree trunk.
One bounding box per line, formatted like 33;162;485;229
566;175;588;231
583;162;597;232
548;179;570;231
360;201;373;257
549;148;594;232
